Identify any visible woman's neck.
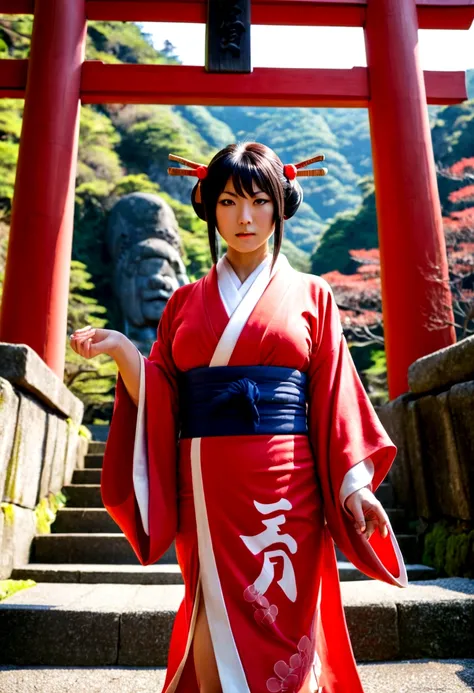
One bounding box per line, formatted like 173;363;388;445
225;245;271;283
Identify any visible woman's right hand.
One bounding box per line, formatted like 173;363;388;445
69;326;125;360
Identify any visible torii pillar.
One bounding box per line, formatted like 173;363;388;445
365;0;456;399
0;0;86;378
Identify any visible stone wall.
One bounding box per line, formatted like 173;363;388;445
0;343;88;579
378;335;474;523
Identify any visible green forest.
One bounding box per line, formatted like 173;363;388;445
0;17;472;418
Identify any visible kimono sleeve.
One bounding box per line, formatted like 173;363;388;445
101;293;179;566
307;278;407;587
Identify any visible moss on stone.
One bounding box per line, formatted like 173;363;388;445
445;533;470;576
4;423;22;502
0;579;36;602
0;502;15;527
66;416;78;432
35;491;67;535
423;521;449;571
78;424;92;440
423;520;474;578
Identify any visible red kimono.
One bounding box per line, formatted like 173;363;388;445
101;253;407;693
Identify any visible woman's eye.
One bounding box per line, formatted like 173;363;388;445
255;199;269;205
219;199;234;206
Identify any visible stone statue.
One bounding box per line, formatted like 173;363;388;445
107;192;189;353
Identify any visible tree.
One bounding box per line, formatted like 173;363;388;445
65;260;117;424
311;177;378;275
322;249;387;403
322;248;383;346
160;39;180;62
437;158;474;337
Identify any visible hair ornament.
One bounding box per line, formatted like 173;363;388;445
167;153;208;180
283;164;297;180
284;154;328;180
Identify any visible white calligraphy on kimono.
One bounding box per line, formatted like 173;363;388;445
240;498;298;603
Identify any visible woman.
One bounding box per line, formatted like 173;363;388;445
70;142;407;693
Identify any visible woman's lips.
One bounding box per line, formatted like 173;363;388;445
236;232;256;237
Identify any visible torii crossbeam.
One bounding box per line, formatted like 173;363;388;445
0;0;472;398
1;0;474;28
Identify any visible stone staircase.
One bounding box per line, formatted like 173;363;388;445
4;440;473;675
10;440;433;585
0;574;473;667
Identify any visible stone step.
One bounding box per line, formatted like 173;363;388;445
0;579;472;665
63;484;103;507
73;469;101;484
31;534;177;565
65;479;399;514
77;465;395;506
51;509;120;534
39;527;419;566
337;562;436;582
384;508;408;532
11;561;436;585
2;661;474;693
88;441;106;455
86;425;110;442
52;505;409;536
84;455;103;469
11;564;184;585
391;534;420;563
336;533;421;564
375;481;394;505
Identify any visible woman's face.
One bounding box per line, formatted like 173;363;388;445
215;176;275;254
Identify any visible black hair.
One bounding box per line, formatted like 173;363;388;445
191;142;303;267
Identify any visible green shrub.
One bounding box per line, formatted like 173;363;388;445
423;520;474;578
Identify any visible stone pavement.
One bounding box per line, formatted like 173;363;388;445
0;660;473;692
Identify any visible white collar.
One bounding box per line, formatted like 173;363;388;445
216;254;274;317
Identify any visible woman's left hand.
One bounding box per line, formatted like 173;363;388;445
345;487;390;540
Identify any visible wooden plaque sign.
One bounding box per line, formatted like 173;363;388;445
206;0;251;73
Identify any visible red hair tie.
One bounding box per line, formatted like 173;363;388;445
283;164;297;180
196;165;208;180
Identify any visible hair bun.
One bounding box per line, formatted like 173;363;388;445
191;182;207;221
283;179;303;220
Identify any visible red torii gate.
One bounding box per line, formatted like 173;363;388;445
0;0;472;399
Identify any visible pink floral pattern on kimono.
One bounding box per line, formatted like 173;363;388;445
266;635;313;692
243;585;279;625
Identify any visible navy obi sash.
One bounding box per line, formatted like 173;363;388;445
178;365;308;439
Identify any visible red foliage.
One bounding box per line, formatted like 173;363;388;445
447;158;474;178
450;243;474;275
322;257;382;330
448;185;474;204
452;207;474;223
441;170;474;334
349;249;380;262
443;207;474;249
321;156;474;339
357;264;380;277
